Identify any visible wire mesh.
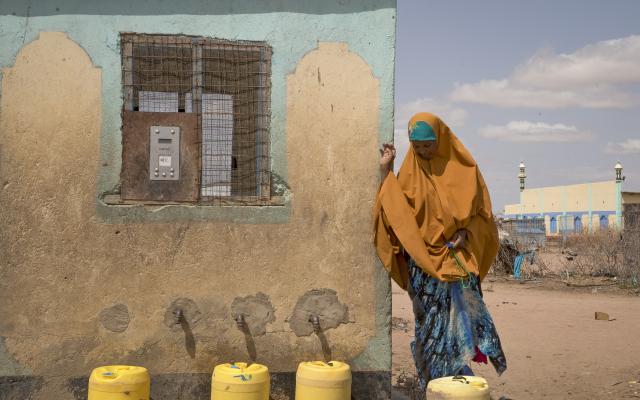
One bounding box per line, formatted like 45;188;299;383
557;214;582;234
623;205;640;280
624;205;640;232
121;33;271;203
501;217;547;251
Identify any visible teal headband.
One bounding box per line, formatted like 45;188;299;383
409;120;437;141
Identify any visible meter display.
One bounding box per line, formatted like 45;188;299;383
149;126;180;181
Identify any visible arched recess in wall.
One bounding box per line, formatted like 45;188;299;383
0;31;101;218
286;42;379;216
550;216;557;234
0;31;102;199
285;42;380;360
574;216;583;233
0;31;102;375
599;215;609;230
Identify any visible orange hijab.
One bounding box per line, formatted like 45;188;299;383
374;112;498;289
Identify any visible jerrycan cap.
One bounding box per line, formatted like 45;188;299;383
297;361;351;384
89;365;149;393
213;362;269;384
427;375;490;397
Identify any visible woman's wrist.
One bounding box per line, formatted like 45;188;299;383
380;165;391;181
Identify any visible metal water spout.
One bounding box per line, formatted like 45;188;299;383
235;313;247;330
171;308;195;358
309;314;321;334
174;308;184;325
309;314;332;362
234;313;257;363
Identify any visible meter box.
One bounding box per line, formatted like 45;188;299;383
120;111;199;202
150;126;180;181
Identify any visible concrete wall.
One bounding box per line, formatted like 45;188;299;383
623;192;640;205
506;181;618;215
504;181;624;234
0;1;396;399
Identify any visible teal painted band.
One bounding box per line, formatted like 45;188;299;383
616;181;623;228
588;183;593;232
409;121;436;141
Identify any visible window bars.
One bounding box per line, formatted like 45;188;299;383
121;34;272;203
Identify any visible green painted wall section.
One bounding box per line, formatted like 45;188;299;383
0;337;30;376
350;258;392;370
0;2;396;224
588;183;593;231
616;181;623;228
1;0;395;16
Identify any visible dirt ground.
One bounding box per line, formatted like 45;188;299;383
392;277;640;399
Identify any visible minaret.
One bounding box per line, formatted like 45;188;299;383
518;161;526;218
518;161;526;192
615;161;623;182
615;161;623;228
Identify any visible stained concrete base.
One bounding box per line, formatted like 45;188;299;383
2;371;391;400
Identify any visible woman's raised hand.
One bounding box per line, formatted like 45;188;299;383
379;143;396;174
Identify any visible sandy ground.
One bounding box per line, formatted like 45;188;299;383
392;279;640;399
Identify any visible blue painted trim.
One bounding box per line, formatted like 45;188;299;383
599;215;609;229
504;210;616;219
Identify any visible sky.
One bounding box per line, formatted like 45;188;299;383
395;0;640;212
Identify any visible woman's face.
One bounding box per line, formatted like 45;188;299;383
412;140;438;159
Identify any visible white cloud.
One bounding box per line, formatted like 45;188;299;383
605;139;640;154
512;37;640;89
395;98;468;131
479;121;594;142
450;35;640;108
451;80;632;109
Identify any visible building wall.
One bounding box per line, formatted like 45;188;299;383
623;192;640;205
0;1;396;399
504;181;623;234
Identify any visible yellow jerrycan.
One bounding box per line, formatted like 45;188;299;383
211;362;270;400
295;361;351;400
88;365;150;400
426;375;490;400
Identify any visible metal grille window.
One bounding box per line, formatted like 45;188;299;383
121;34;271;204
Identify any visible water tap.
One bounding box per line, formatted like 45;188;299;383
309;314;321;333
235;313;247;330
174;308;184;325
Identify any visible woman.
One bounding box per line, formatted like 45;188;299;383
374;112;506;387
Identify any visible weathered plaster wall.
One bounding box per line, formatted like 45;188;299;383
623;192;640;205
0;1;396;398
0;3;396;223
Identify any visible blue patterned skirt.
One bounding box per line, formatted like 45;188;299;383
408;257;507;388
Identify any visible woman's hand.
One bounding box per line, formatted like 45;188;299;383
380;143;396;177
451;229;467;249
